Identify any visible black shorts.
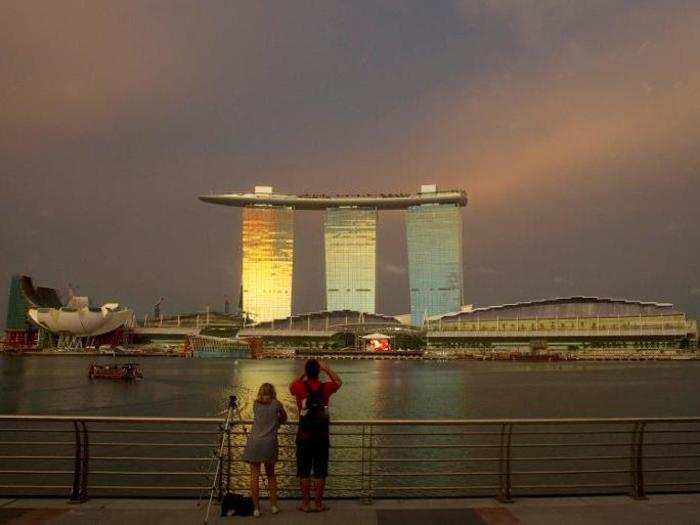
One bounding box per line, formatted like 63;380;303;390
296;438;329;479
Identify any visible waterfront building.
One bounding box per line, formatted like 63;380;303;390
426;297;698;351
406;188;464;325
235;298;698;353
5;275;34;331
237;309;422;350
3;275;63;348
324;207;377;312
28;299;133;340
2;275;132;350
199;185;467;325
241;204;294;323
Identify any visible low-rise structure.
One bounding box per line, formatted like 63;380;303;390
3;274;133;350
237;309;422;350
426;296;697;351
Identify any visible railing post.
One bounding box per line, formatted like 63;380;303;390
79;422;89;502
360;424;369;504
70;421;82;502
629;422;639;498
70;421;89;503
497;423;513;503
368;424;374;503
217;424;224;501
630;422;647;500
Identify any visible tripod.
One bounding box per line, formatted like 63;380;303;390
204;394;237;525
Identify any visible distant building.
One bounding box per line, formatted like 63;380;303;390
426;297;698;350
406;187;464;325
241;205;294;322
29;299;132;339
199;185;468;324
3;275;133;350
237;309;422;350
324;207;377;313
5;275;34;331
394;313;413;325
4;275;63;348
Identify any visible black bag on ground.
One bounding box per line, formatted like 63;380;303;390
298;382;329;440
220;492;254;517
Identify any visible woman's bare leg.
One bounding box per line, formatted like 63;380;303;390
264;462;278;508
250;463;261;511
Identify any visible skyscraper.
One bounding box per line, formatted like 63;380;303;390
324;207;377;312
406;201;463;325
200;184;466;324
241;205;294;322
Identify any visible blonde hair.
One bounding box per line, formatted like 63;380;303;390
256;383;277;404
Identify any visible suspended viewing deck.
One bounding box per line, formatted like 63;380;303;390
198;189;467;210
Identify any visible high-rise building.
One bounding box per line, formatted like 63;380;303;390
5;275;31;331
200;184;466;325
406;199;463;325
324;207;377;312
241;205;294;322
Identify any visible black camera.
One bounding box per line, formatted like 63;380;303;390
229;395;238;410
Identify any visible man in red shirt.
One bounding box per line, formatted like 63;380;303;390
289;359;342;512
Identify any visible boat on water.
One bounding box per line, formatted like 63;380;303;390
88;363;143;380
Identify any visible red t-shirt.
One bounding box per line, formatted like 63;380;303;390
290;378;340;411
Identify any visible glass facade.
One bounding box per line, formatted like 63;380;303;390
5;275;30;330
241;206;294;322
406;204;463;325
324;207;377;313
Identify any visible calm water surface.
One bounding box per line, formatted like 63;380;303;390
2;356;698;419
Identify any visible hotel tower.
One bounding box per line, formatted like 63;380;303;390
199;184;466;324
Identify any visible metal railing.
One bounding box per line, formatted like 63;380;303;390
427;325;694;337
0;415;699;502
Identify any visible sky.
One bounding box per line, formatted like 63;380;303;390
1;0;699;324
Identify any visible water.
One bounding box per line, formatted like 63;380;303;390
1;356;699;498
1;356;698;419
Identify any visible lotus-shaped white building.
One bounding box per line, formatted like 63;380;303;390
28;297;133;337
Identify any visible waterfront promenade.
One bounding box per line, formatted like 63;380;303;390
1;494;700;524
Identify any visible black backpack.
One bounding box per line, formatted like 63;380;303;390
298;382;329;438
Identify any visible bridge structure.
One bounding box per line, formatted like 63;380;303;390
132;311;245;349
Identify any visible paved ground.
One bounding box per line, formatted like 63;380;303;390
1;494;699;524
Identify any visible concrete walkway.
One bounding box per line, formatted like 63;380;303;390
1;495;699;524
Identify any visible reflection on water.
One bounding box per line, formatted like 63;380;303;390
1;356;699;419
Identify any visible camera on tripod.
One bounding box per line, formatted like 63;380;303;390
229;395;238;410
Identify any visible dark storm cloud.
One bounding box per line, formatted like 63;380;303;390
1;0;699;323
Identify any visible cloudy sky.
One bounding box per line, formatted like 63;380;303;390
1;0;699;323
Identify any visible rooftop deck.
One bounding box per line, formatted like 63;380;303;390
198;190;467;210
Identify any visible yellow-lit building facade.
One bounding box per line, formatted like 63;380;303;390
241;206;294;323
426;297;697;350
324;207;377;313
